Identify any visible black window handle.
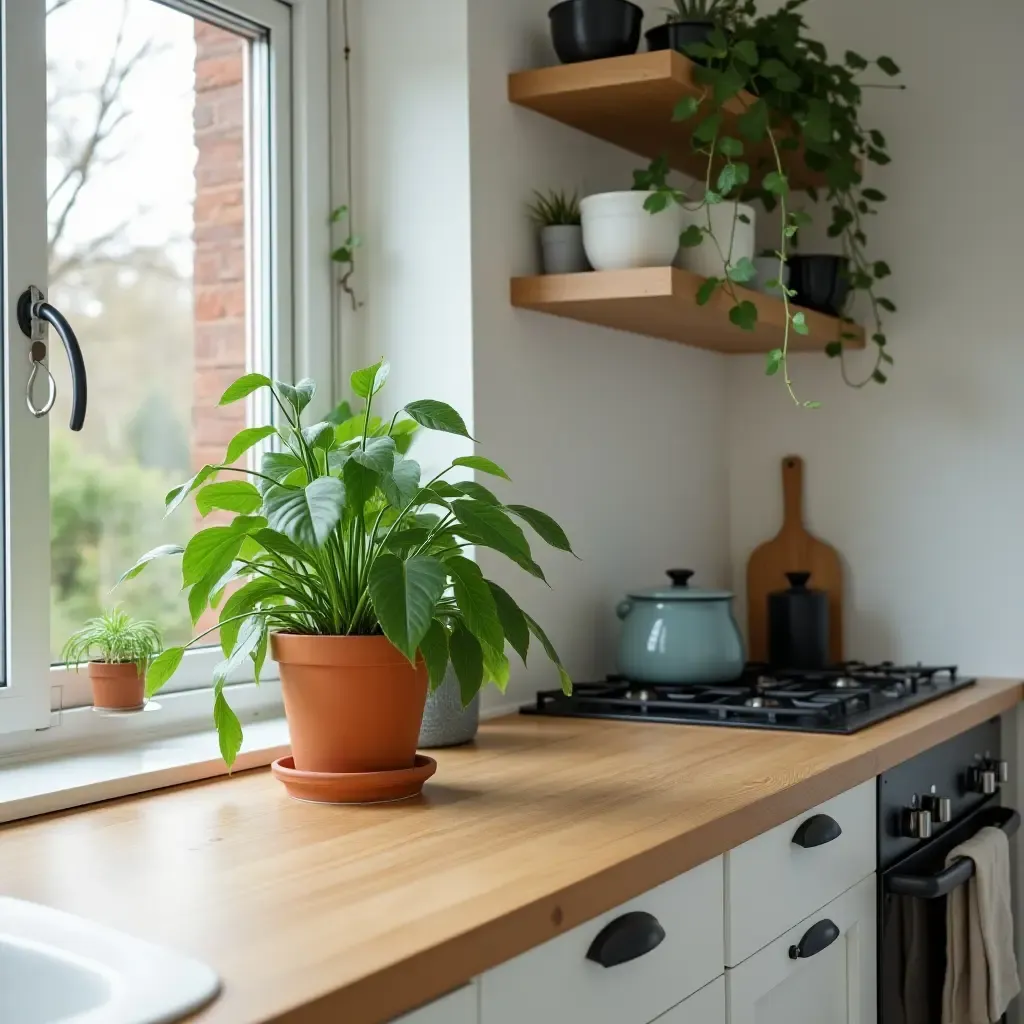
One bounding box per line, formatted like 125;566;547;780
585;911;666;968
792;813;843;849
788;918;840;960
17;286;88;431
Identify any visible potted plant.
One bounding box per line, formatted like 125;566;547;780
62;608;163;711
528;188;588;275
122;363;574;803
548;0;644;65
645;0;737;55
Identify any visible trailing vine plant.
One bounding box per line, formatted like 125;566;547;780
636;0;901;405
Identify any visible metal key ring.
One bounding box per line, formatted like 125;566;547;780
26;341;57;419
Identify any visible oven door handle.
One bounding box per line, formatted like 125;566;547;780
885;808;1020;899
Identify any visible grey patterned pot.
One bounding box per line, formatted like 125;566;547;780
418;670;480;748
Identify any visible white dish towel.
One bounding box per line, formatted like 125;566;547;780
942;825;1020;1024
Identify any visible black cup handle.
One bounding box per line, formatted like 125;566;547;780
17;287;88;431
792;813;843;849
789;918;840;960
585;911;666;968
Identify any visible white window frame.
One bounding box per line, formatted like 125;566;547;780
0;0;331;737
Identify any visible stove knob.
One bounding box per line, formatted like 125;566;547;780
977;768;998;795
922;787;952;825
996;760;1010;784
901;806;933;840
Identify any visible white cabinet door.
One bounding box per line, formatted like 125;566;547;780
727;876;876;1024
393;984;477;1024
655;977;726;1024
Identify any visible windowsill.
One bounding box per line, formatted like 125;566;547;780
0;683;289;825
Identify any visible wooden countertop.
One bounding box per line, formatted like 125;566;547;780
0;678;1020;1024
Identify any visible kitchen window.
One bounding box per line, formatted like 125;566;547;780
0;0;330;739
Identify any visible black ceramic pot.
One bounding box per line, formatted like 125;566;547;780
548;0;643;64
768;572;829;671
789;255;851;316
645;21;715;55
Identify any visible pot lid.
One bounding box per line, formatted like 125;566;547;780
627;569;734;602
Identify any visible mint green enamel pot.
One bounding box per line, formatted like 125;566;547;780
616;569;745;683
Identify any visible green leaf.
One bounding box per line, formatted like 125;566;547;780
873;333;888;347
825;341;843;358
873;261;892;279
165;465;218;517
418;619;450;692
349;435;396;475
263;476;346;548
737;100;768;142
733;39;758;66
454;481;499;505
219;373;272;406
342;458;379;518
877;56;900;76
672;95;700;122
644;191;670;214
727;256;757;284
878;297;897;312
214;688;244;768
844;50;868;70
873;369;888;384
692;112;723;145
717;136;744;158
506;505;575;555
145;646;184;698
523;613;571;696
275;379;316;416
260;451;304;489
862;187;887;202
482;644;511;693
118;544;183;584
220;578;280;657
765;348;783;376
381;455;422;509
791;311;809;336
301;421;335;450
225;425;277;465
449;500;544;580
182;526;247;588
449;624;484;705
251;625;268;683
214;614;265;685
729;300;758;331
403;399;473;439
452;455;510;480
446;556;504;654
774;70;801;92
696;277;720;306
714;65;746;105
196;481;263;518
350;358;390;399
487;582;530;666
763;171;789;195
868;147;891;166
368;553;448;661
250;528;315;567
679;224;704;249
717;164;739;195
704;189;723;205
759;58;789;79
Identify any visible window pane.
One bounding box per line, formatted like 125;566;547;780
46;0;262;661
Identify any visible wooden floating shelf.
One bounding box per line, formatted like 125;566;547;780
508;50;827;193
510;267;865;355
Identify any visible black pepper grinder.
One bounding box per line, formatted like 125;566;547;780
768;572;829;670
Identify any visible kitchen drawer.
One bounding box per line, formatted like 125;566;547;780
480;856;724;1024
392;983;477;1024
725;780;875;966
655;976;725;1024
725;874;876;1024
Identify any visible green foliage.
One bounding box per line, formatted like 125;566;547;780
636;0;901;403
62;607;162;673
527;188;582;227
127;365;574;766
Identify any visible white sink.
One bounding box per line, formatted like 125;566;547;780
0;897;220;1024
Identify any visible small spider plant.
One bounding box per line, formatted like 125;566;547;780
62;608;163;674
527;188;582;227
663;0;738;22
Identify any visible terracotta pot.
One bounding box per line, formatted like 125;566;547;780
88;662;145;710
270;633;428;775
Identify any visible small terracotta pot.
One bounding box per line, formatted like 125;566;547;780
88;662;145;710
270;633;428;775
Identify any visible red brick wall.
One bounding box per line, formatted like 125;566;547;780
193;22;247;474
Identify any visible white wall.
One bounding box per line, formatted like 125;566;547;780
348;0;731;708
466;0;730;704
728;0;1024;676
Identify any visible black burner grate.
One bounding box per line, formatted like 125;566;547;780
521;662;976;734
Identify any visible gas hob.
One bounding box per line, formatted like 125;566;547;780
521;663;976;734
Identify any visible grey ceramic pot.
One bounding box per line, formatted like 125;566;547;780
541;224;588;274
418;669;480;748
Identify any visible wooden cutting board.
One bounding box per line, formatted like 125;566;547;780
746;455;844;664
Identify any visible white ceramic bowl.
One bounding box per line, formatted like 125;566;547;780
676;201;756;279
580;191;685;271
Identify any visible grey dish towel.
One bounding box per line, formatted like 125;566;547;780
942;825;1020;1024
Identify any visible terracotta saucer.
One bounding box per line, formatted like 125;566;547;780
271;754;437;805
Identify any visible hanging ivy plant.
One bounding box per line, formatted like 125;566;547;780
636;0;901;405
